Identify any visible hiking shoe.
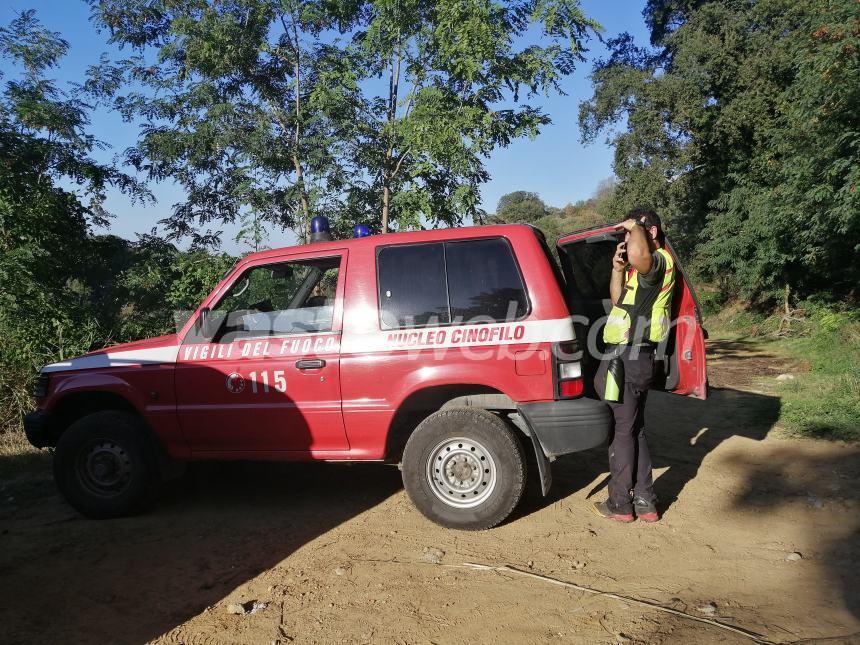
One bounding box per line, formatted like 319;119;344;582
591;500;634;523
633;496;659;523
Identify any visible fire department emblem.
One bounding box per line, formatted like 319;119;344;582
225;372;245;394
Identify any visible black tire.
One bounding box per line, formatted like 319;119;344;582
53;410;159;519
401;407;527;530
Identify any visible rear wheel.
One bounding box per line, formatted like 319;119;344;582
401;407;527;530
53;410;158;518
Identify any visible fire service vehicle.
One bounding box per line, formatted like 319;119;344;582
25;219;707;530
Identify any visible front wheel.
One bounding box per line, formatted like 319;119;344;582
401;407;527;530
53;410;159;519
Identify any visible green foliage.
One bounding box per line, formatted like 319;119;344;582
579;0;859;305
488;179;614;243
88;0;367;244
494;191;550;224
706;301;859;441
351;0;599;233
87;0;599;242
235;211;270;253
0;10;133;432
0;12;234;438
777;306;860;441
105;235;235;339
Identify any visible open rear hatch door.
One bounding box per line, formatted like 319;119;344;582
557;225;708;400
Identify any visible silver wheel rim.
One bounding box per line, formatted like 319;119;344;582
426;437;497;508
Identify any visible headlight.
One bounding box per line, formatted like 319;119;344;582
32;373;49;398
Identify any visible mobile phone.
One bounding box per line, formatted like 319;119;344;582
619;243;627;263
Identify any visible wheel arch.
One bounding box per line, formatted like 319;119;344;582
47;391;146;448
384;384;520;462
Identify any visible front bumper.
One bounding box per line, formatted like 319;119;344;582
518;397;611;459
23;410;54;448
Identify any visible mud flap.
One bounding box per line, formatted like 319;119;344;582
508;412;552;496
528;427;553;496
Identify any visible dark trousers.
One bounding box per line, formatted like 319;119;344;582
594;346;656;514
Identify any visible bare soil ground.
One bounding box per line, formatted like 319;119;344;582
1;339;858;645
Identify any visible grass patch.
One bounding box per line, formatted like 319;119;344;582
0;428;49;479
775;320;860;441
706;302;859;442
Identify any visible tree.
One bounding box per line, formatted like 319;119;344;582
235;210;270;252
89;0;600;242
0;11;145;430
494;191;550;224
579;0;859;305
0;10;146;353
88;0;366;244
348;0;599;233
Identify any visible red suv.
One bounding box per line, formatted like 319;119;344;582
25;223;707;529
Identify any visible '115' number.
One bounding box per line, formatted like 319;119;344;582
248;370;286;393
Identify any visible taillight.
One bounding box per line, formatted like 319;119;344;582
554;341;583;399
559;378;583;397
557;362;581;380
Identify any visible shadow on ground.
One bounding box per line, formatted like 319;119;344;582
514;384;782;521
726;445;860;622
0;460;402;645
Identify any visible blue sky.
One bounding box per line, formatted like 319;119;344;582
1;1;649;252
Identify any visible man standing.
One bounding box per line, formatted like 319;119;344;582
592;208;675;523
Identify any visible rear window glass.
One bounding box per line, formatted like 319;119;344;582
560;240;616;302
377;237;528;329
446;238;528;321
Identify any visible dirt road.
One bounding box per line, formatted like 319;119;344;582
1;339;858;644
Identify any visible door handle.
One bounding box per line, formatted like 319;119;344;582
295;359;326;370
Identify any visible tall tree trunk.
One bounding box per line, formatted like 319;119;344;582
293;150;310;240
290;18;311;240
382;182;390;233
382;42;401;234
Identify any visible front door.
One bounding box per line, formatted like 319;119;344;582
557;225;708;399
176;251;349;452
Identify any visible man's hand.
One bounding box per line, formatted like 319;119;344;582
616;218;653;275
612;241;628;272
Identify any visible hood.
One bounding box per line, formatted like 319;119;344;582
42;334;180;374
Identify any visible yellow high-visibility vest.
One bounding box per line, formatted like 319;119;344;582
603;247;675;345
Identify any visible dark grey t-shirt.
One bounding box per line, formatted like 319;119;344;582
638;250;666;288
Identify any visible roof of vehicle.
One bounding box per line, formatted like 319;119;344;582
241;223;542;264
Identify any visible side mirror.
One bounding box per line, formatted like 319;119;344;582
199;307;217;339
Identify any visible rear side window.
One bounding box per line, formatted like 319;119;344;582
377;243;451;328
377;237;528;329
446;238;528;321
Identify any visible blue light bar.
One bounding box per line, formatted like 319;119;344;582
353;224;370;238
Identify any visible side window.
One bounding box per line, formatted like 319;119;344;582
446;238;528;322
378;243;450;329
211;256;340;342
376;237;529;329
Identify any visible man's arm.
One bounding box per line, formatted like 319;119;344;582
610;241;626;305
610;266;625;305
619;220;653;275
